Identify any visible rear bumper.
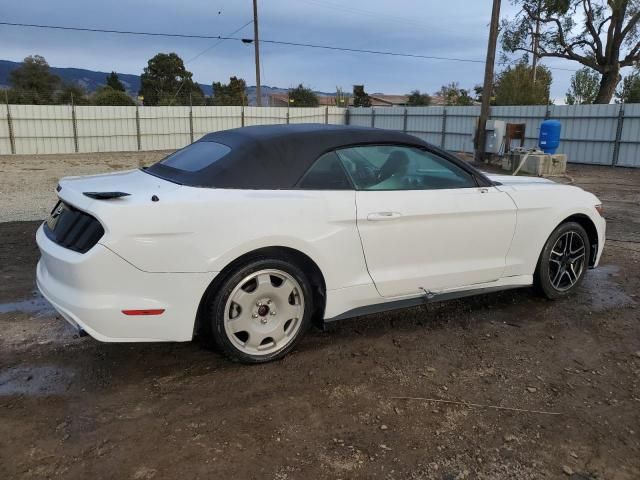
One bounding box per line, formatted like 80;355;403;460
36;224;217;342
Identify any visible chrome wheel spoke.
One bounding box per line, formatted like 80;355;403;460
570;251;585;263
255;273;273;294
551;266;564;288
564;232;573;253
570;243;585;255
246;332;266;349
272;278;295;305
569;242;585;263
550;248;563;260
264;323;288;344
231;289;256;315
228;313;252;334
567;263;578;284
278;302;300;322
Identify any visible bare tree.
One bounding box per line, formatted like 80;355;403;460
502;0;640;103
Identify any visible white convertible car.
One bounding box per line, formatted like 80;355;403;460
37;124;605;363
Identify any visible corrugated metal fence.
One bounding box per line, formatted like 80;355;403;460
1;103;639;167
0;105;345;155
348;104;640;168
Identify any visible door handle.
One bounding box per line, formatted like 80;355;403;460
367;211;402;221
478;187;490;193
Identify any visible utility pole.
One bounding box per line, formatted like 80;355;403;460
253;0;262;107
475;0;501;162
532;0;541;83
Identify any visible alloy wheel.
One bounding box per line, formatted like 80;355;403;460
223;269;305;356
548;230;586;292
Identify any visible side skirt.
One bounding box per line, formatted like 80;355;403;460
324;284;527;323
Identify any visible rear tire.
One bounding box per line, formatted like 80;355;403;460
205;257;313;364
534;221;590;300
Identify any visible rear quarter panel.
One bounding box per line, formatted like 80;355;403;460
97;187;370;292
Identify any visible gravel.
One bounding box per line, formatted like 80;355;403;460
0;151;171;222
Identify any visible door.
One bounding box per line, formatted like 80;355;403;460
336;145;517;298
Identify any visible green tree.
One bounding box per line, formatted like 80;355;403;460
9;55;60;104
211;76;248;106
437;82;474;106
106;72;126;92
501;0;640;103
407;89;431;106
494;62;552;105
2;89;24;104
139;53;204;106
288;84;319;107
616;66;640;103
566;67;600;105
473;83;497;105
352;85;371;107
56;82;90;105
93;86;135;106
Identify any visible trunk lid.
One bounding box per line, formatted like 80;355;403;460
57;169;181;211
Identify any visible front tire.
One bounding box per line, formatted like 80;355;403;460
535;221;590;299
206;257;313;363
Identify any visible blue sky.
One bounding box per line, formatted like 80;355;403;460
0;0;596;102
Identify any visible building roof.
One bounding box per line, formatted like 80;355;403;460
269;92;450;107
269;92;339;106
369;94;408;106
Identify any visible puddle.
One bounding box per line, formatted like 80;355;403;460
0;366;75;396
580;264;636;311
0;292;54;314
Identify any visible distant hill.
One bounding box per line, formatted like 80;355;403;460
0;59;214;97
0;59;332;105
0;59;145;96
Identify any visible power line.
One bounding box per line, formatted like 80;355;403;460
173;20;254;103
0;21;240;40
185;20;253;64
0;20;580;72
0;21;485;64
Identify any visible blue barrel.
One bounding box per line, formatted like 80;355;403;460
539;119;561;154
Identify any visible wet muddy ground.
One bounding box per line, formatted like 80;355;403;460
1;160;639;479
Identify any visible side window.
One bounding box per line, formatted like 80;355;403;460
298;152;353;190
335;145;477;191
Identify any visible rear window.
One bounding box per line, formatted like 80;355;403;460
159;141;231;172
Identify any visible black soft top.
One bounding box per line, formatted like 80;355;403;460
145;123;489;189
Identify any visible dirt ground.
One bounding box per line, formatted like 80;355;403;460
1;154;639;480
0;151;171;222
